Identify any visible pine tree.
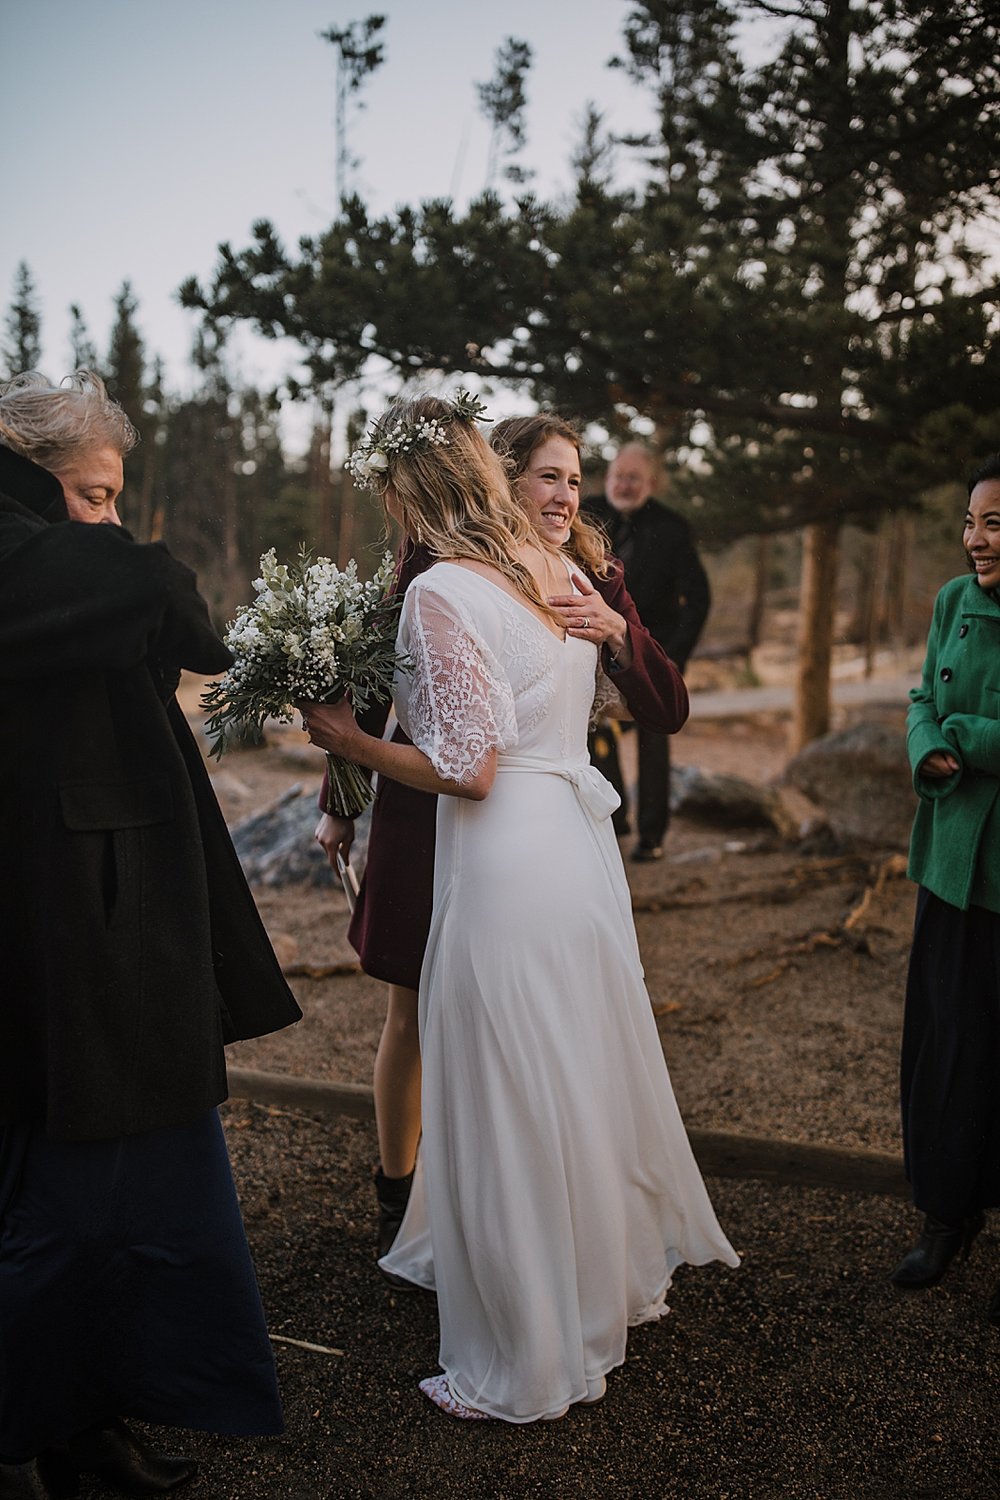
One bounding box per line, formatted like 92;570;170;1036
181;1;1000;743
68;304;99;373
102;282;154;535
106;282;146;429
2;262;43;376
477;37;533;188
319;14;387;206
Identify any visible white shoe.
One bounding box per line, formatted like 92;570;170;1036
418;1374;493;1421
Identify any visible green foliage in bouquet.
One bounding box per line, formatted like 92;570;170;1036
202;548;406;815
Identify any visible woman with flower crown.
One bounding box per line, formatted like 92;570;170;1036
301;393;738;1423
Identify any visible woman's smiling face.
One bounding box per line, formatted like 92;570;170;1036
516;436;582;548
964;478;1000;590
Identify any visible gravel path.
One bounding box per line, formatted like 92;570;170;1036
83;1106;1000;1500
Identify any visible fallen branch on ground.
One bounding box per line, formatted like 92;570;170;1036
270;1334;345;1356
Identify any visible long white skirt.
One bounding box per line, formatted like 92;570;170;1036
381;762;738;1422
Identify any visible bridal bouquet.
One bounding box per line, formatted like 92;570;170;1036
202;548;405;816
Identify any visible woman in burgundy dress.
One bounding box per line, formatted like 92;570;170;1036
315;414;688;1275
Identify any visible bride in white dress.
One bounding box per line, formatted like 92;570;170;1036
301;394;738;1424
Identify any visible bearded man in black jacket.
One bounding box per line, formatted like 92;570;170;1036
584;443;710;861
0;373;301;1500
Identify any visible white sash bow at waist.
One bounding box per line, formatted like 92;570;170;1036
495;755;621;823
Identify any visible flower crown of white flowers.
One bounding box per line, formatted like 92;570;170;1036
345;389;491;490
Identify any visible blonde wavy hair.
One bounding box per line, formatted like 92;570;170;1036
0;370;138;471
371;395;556;615
491;413;612;580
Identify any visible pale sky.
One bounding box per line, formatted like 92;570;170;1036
3;0;662;404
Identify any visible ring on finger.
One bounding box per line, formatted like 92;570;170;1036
581;616;590;629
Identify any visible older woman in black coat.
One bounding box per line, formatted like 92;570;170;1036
0;374;301;1500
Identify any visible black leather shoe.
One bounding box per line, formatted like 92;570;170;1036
0;1459;78;1500
890;1211;985;1290
44;1420;197;1496
631;842;663;862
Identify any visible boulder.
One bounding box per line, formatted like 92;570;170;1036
230;784;371;888
669;765;796;834
782;720;913;849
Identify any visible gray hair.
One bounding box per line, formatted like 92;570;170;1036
610;440;657;471
0;370;138;471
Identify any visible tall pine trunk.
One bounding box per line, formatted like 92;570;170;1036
790;519;839;753
791;0;852;750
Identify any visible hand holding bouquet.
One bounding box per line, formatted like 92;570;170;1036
202;549;405;816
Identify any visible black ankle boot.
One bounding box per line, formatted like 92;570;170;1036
374;1166;419;1289
890;1211;985;1290
42;1420;197;1496
374;1166;414;1258
0;1459;77;1500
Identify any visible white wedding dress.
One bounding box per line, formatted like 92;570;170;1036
380;561;738;1422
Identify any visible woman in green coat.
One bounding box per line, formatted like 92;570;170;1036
892;453;1000;1321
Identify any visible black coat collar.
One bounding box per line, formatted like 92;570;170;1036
0;443;68;523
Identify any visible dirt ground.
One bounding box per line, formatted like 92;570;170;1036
212;706;912;1160
86;691;1000;1500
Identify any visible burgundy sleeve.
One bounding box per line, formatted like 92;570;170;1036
592;561;689;734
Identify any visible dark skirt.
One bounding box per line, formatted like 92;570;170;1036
901;888;1000;1222
347;726;437;992
0;1110;282;1461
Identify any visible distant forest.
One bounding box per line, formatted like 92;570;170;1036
5;2;1000;742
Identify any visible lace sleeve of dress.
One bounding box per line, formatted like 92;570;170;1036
395;579;519;783
590;660;629;727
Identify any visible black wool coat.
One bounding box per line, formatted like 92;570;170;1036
0;445;301;1141
582;496;710;672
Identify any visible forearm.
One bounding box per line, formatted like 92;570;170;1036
318;722;495;800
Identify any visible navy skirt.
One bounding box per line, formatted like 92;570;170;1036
0;1110;282;1462
901;888;1000;1222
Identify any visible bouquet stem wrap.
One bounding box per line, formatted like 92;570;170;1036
323;751;375;817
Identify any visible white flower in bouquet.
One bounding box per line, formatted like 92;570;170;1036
202;548;406;816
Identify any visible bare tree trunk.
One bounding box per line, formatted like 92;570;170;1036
788;0;851;754
312;412;335;559
790;519;840;753
130;449;156;543
884;511;913;645
337;466;356;570
746;533;771;656
222;452;241;624
864;519;892;677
